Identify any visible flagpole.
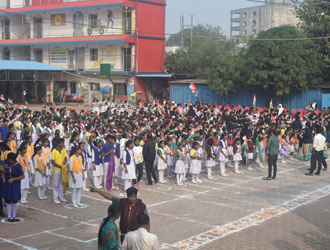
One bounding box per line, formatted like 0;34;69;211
22;82;25;105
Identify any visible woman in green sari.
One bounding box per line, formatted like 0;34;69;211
98;205;120;250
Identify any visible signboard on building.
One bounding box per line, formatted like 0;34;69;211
51;14;66;26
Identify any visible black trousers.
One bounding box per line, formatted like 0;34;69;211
310;150;323;174
268;154;278;178
145;160;158;185
133;163;144;184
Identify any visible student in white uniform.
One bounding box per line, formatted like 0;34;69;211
69;146;84;208
17;145;29;203
174;143;186;185
33;146;47;200
41;138;52;190
218;134;229;177
122;140;136;192
205;138;216;179
190;142;203;184
233;138;242;174
156;140;167;184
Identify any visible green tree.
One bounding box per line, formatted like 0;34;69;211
246;25;323;96
165;24;244;95
295;0;330;78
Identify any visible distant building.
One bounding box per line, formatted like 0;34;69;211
230;0;299;38
0;0;168;103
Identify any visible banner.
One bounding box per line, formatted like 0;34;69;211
51;14;66;26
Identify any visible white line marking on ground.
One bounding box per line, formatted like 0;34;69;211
0;237;37;250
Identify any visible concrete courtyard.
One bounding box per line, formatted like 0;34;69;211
1;158;330;250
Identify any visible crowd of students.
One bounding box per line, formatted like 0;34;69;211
0;99;329;223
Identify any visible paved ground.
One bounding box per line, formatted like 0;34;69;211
1;157;330;250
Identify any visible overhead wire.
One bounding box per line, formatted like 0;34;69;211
0;2;328;42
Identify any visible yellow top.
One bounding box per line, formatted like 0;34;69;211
42;147;50;163
18;154;29;173
9;140;16;152
35;155;44;171
72;155;83;173
51;149;62;171
190;149;197;158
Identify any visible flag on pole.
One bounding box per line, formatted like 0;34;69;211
7;98;13;106
269;99;273;110
195;90;198;97
18;105;27;111
23;90;27;96
0;94;6;102
253;94;256;108
189;82;197;95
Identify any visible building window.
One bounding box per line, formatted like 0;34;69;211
6;0;10;8
123;47;131;71
89;14;98;29
122;9;132;34
243;21;246;27
252;29;257;35
242;30;246;35
25;0;30;6
90;48;98;61
34;49;43;63
253;11;257;16
252;20;257;26
115;83;127;96
2;47;10;60
70;82;76;94
243;13;247;18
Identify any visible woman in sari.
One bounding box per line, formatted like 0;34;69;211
98;204;120;250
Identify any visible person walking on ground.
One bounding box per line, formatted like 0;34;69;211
263;130;280;181
143;134;158;185
91;187;148;242
121;213;160;250
306;126;326;176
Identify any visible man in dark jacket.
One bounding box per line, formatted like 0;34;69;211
143;133;158;185
91;187;148;242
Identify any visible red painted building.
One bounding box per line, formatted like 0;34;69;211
0;0;169;101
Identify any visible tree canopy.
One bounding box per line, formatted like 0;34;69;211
295;0;330;79
245;25;323;96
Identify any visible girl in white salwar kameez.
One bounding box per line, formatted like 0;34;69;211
233;138;242;174
33;146;47;200
190;142;203;183
42;139;52;190
157;140;167;184
174;143;186;185
122;140;136;192
205;138;216;179
69;146;84;208
218;134;229;177
17;145;29;203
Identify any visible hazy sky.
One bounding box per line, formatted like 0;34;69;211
166;0;259;35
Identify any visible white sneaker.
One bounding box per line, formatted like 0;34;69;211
72;203;78;208
235;170;241;174
38;196;44;200
192;180;197;184
42;196;48;199
77;203;85;207
247;166;253;171
208;176;214;180
60;198;67;202
281;161;286;164
27;191;31;194
47;187;53;190
54;200;60;204
197;179;203;183
259;164;264;168
221;173;227;177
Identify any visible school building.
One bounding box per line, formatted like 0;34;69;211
0;0;169;103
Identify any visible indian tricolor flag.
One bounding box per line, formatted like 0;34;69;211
189;82;197;95
269;99;273;110
0;102;6;110
253;94;256;108
18;105;27;111
7;98;13;105
0;94;6;102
